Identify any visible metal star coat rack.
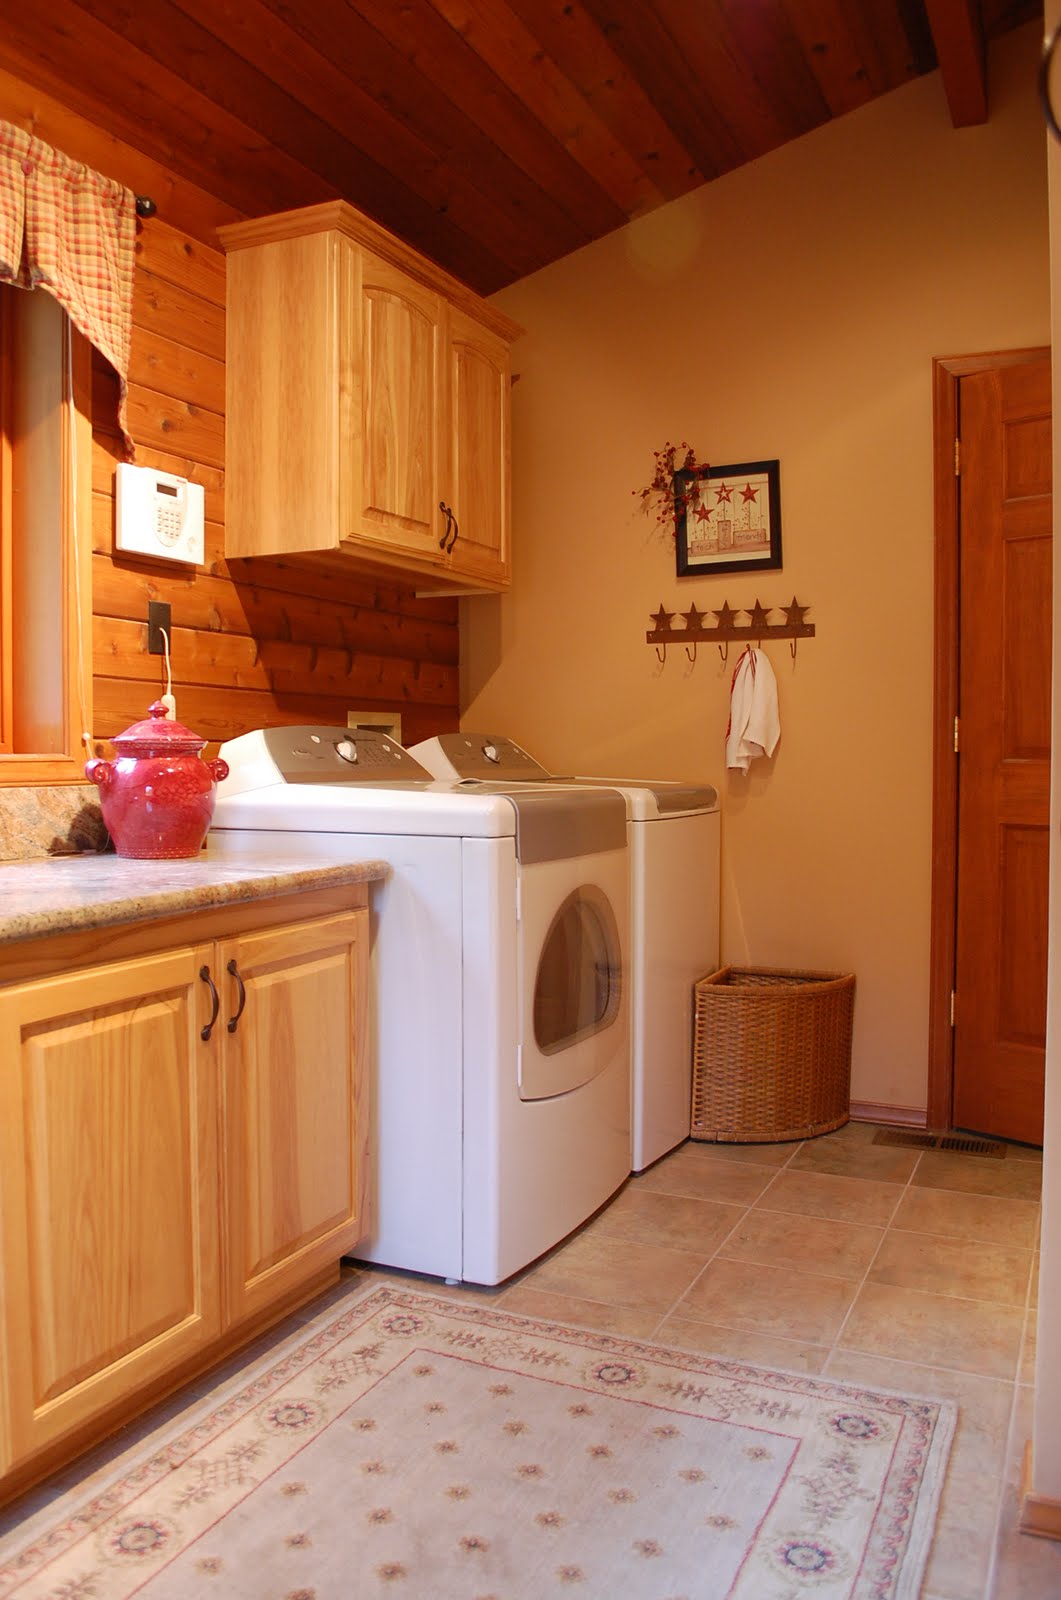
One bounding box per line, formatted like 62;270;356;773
646;597;816;662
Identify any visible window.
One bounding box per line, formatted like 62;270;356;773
0;282;93;784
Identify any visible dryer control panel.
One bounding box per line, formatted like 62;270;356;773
409;732;550;783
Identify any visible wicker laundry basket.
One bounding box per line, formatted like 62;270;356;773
690;966;855;1143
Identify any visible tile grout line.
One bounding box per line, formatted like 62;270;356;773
982;1194;1042;1600
646;1142;807;1341
663;1140;927;1366
819;1148;924;1375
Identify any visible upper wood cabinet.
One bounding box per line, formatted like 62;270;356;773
220;202;522;594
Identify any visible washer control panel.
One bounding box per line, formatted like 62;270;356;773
221;725;433;787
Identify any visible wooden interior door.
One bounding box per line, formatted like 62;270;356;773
953;356;1052;1144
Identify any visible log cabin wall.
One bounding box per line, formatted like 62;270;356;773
3;66;460;758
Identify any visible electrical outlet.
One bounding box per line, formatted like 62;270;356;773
147;601;171;655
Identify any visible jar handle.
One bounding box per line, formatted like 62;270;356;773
85;758;113;790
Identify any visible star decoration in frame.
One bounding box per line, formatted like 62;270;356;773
673;459;782;578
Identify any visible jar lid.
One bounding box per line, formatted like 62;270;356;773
110;699;208;755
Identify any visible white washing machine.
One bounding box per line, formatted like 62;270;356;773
409;733;720;1171
208;726;631;1286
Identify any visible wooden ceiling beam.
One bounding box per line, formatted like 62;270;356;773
337;0;627;249
923;0;989;126
171;0;569;284
502;0;704;202
423;0;669;219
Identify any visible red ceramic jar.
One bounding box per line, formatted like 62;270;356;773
85;700;230;860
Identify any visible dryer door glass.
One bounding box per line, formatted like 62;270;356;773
533;885;621;1057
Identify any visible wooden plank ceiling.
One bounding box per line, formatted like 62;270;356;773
0;0;1041;295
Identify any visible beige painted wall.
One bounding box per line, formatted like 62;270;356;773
465;21;1050;1117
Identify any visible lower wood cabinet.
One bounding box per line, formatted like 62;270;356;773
0;886;369;1494
219;911;367;1325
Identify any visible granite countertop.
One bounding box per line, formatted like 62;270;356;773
0;846;388;948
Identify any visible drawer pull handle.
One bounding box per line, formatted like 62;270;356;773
199;965;219;1042
438;501;453;548
446;509;460;552
226;960;247;1034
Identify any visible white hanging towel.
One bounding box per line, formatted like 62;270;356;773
726;646;781;772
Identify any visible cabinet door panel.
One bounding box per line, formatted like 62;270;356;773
226;230;342;558
222;910;367;1324
351;253;444;559
0;950;220;1464
445;307;510;585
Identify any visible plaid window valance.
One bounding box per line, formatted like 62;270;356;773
0;121;136;457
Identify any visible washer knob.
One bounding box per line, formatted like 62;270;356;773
483;742;500;763
335;739;359;764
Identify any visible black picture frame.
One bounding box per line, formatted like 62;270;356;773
674;459;782;578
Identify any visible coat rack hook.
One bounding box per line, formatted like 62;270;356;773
790;637;798;660
685;641;697;664
655;644;666;664
718;641;729;664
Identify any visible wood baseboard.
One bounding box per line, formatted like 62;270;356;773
1020;1441;1061;1541
849;1101;928;1128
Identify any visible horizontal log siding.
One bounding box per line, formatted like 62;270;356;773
7;68;460;758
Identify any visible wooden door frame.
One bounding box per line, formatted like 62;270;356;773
928;346;1051;1129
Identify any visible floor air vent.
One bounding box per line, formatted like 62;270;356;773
872;1129;1006;1158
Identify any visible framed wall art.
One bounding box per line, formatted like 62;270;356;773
674;459;782;578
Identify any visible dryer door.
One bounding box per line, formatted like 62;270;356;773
534;885;621;1052
518;849;628;1102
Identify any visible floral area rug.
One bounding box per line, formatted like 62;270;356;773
0;1283;955;1599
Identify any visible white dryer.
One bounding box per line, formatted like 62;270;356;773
208;726;630;1286
409;734;720;1171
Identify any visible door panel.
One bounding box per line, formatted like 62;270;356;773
953;358;1051;1144
444;306;510;584
997;825;1049;1048
0;949;220;1464
355;251;443;557
221;910;367;1325
1003;534;1052;757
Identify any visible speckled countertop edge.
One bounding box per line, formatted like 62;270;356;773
0;851;389;948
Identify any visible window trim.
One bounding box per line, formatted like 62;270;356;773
0;291;93;787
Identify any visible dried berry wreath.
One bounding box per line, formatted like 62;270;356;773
633;440;708;536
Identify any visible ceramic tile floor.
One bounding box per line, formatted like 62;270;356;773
2;1119;1059;1598
380;1119;1059;1600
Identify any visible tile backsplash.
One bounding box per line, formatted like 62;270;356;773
0;786;109;862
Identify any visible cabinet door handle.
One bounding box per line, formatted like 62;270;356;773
199;964;219;1042
446;509;460;552
438;501;453;548
226;959;247;1034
